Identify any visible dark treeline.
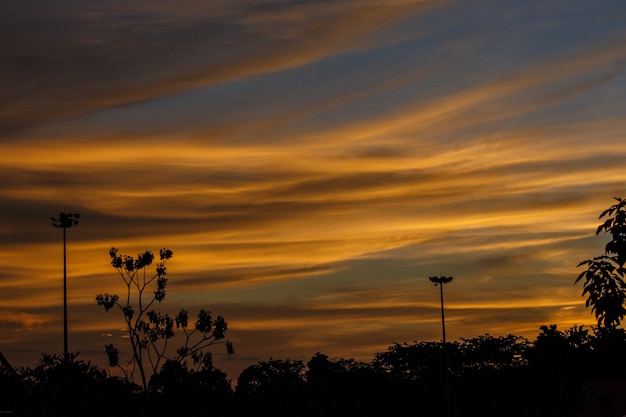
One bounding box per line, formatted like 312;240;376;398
2;324;626;417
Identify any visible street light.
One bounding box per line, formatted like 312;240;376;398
428;276;453;344
429;275;453;417
50;212;80;359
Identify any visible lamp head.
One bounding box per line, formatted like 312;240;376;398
51;212;80;228
428;276;454;284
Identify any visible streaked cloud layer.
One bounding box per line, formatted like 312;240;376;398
2;0;626;380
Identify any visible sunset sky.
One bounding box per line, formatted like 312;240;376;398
2;0;626;383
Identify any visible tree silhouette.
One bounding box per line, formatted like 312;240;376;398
236;358;306;397
576;197;626;329
372;340;457;382
20;353;139;416
305;353;396;417
458;333;530;371
146;358;233;415
235;358;307;416
96;247;233;390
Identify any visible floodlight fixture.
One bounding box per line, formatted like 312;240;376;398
50;212;80;229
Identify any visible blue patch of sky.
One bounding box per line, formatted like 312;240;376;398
66;0;626;138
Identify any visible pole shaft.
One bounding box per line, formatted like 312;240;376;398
440;282;446;343
63;227;68;359
439;281;450;417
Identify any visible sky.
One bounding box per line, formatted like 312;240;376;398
2;0;626;384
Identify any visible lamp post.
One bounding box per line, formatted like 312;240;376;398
429;276;453;344
50;212;80;359
429;275;453;417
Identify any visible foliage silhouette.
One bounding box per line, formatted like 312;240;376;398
371;335;534;416
236;357;306;397
576;197;626;328
305;353;400;417
0;352;44;415
96;247;233;390
372;340;456;381
457;333;530;371
19;353;139;417
146;358;233;415
235;358;307;416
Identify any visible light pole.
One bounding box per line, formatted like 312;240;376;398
51;212;80;359
429;276;453;344
429;275;453;417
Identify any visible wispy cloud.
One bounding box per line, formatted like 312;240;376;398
1;0;437;136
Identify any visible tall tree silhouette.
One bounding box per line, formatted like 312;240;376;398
96;247;233;390
576;197;626;329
